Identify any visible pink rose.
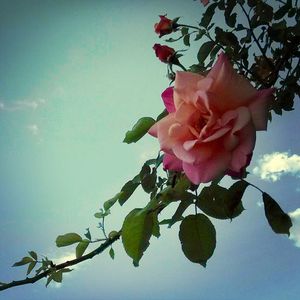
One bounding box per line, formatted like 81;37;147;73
149;53;274;184
154;15;174;37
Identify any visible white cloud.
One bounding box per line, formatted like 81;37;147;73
55;252;76;265
27;124;39;136
0;98;46;111
253;152;300;182
289;208;300;247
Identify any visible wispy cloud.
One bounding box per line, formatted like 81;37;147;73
289;208;300;247
253;152;300;182
0;98;46;112
138;147;159;165
27;124;39;136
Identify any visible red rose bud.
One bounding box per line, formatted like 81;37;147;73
154;15;173;37
153;44;176;63
201;0;209;6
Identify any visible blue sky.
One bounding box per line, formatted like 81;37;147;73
0;0;300;299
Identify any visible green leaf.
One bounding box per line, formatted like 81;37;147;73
56;233;82;247
156;109;168;121
121;208;154;266
227;180;248;218
103;192;123;211
215;27;239;52
179;214;216;267
181;27;189;36
139;164;151;178
183;34;190;47
118;180;140;206
12;256;33;267
141;168;157;194
200;3;218;28
194;29;206;41
46;268;72;287
224;0;237;27
152;212;160;238
28;251;38;261
84;228;92;240
196;182;246;220
197;41;215;65
263;193;292;235
26;261;37;275
225;12;236;28
274;1;291;20
76;239;90;258
168;199;193;228
109;247;115;259
52;271;63;283
251;2;273;26
94;208;110;218
123;117;155;144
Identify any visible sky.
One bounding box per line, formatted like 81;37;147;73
0;0;300;299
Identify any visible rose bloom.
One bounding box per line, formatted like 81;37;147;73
149;52;274;184
153;44;176;63
154;15;173;37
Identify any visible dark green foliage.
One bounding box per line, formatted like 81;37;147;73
196;181;247;220
200;3;218;28
140;165;157;194
179;214;216;267
263;193;292;235
168;198;194;228
118;180;140;206
197;41;215;65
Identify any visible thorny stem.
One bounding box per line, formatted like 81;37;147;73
0;233;121;292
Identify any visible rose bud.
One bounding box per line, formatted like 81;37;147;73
153;44;176;64
154;15;174;37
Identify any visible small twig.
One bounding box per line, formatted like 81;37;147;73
238;3;274;71
242;179;264;194
0;233;120;292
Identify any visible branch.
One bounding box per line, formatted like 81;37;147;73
238;3;274;71
0;233;121;292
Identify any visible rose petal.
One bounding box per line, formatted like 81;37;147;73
173;144;196;164
183;151;231;184
248;88;274;131
174;102;198;124
201;126;231;142
174;71;204;108
207;53;257;112
156;113;193;152
148;122;158;137
162;87;175;113
163;153;183;171
228;123;256;172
